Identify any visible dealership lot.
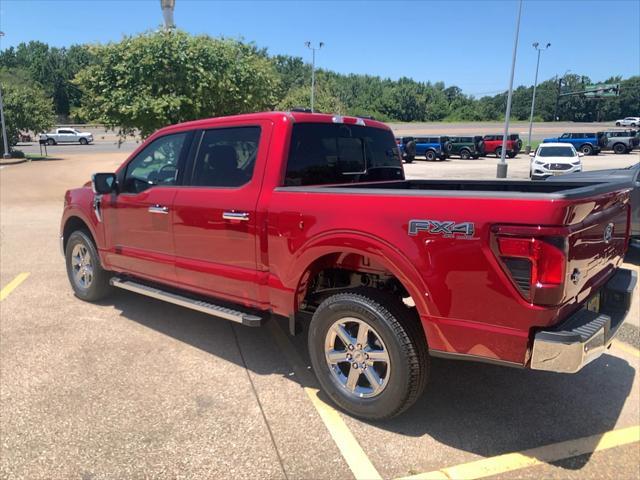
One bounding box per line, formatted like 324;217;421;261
1;145;638;479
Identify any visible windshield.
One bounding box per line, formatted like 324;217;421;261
538;146;575;157
284;123;403;186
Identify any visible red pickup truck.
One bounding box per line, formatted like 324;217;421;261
61;112;636;419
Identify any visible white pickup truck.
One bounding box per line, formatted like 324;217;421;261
40;128;94;145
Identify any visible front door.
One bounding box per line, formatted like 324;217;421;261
102;131;191;283
172;123;270;306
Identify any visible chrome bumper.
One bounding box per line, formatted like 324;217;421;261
530;268;637;373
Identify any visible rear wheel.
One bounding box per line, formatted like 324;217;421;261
404;156;414;164
508;152;516;158
65;230;112;302
495;147;502;158
47;138;56;146
460;149;471;159
616;122;621;126
580;144;594;155
613;143;627;154
79;137;88;145
425;150;437;161
308;288;429;420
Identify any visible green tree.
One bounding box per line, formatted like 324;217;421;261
277;81;344;114
0;69;55;148
74;30;280;139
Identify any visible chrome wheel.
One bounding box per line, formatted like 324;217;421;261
324;317;390;398
71;243;94;289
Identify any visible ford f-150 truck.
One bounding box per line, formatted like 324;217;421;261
61;112;637;419
40;128;94;145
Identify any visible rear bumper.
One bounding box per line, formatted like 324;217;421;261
530;268;637;373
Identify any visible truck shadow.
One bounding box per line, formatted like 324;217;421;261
108;289;636;472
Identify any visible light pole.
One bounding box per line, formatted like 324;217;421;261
160;0;175;30
304;41;324;112
497;0;523;179
0;31;10;159
526;42;551;153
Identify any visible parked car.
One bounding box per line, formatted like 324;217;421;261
600;129;640;154
447;136;485;159
396;136;417;163
482;134;518;158
542;132;606;155
529;143;583;180
546;162;639;245
61;111;636;419
615;117;640;127
397;136;450;161
40;128;94;145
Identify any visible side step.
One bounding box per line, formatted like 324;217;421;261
110;277;265;327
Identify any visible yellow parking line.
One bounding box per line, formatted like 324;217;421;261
267;320;382;480
612;340;640;358
398;425;640;480
0;273;30;301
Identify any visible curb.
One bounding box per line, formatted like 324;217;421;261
0;158;28;166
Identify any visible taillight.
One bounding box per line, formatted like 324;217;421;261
492;231;567;305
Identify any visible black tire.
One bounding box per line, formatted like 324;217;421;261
460;149;471;160
472;154;480;159
495;147;502;158
308;288;429;420
79;137;88;145
613;143;627;154
404;156;414;164
616;122;621;126
425;150;437;161
580;144;593;155
65;230;112;302
632;123;637;127
47;138;56;146
508;152;517;158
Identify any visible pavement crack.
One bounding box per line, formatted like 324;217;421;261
230;323;289;480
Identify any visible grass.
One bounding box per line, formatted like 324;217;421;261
25;153;47;161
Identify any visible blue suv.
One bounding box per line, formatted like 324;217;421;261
396;136;451;162
542;132;607;155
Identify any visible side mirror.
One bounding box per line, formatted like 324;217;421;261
529;152;536;157
578;152;585;157
92;173;117;194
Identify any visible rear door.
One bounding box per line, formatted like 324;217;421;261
102;131;191;282
172;121;272;305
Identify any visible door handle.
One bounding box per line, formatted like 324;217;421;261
222;211;250;221
148;204;169;214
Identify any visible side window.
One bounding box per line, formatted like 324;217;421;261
190;127;261;188
123;132;188;194
560;133;570;139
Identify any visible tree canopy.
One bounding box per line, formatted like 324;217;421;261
1;32;638;139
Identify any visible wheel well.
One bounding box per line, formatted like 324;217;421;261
62;216;93;252
297;253;416;315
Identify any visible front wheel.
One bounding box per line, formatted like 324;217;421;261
65;230;112;302
495;147;502;158
613;143;627;154
404;156;414;164
460;149;471;159
425;150;437;161
79;137;88;145
308;288;429;420
616;122;621;126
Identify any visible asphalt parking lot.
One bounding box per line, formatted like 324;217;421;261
1;144;639;479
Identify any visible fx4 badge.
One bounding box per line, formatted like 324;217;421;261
408;219;475;239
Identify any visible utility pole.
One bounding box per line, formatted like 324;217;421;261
554;69;571;121
497;0;523;179
0;31;10;159
304;41;324;113
526;42;551;153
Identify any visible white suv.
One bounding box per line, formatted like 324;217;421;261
615;117;640;127
530;143;583;180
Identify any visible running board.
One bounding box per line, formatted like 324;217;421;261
110;277;264;327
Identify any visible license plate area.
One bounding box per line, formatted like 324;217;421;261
587;292;601;313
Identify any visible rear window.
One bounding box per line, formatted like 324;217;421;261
284;123;403;186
